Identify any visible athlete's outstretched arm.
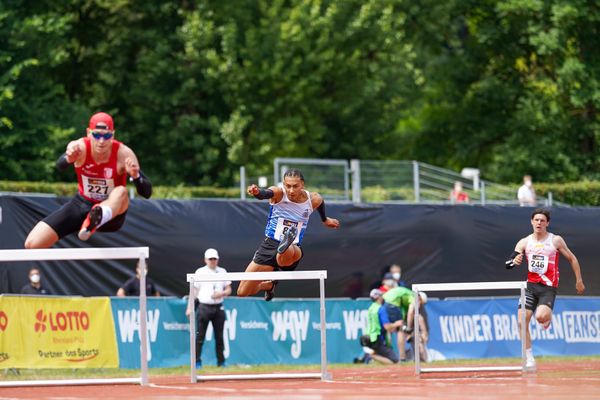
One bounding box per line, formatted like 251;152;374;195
555;235;585;294
247;184;283;203
57;139;86;170
310;192;340;229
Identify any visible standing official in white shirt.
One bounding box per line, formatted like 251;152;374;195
186;248;231;368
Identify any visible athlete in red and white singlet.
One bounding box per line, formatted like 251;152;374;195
75;137;127;203
524;232;559;288
509;208;584;370
24;112;152;249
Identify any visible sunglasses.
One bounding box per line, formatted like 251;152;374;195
91;131;114;140
208;258;218;261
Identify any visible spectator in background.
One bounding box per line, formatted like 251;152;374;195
358;289;402;364
370;264;405;291
186;248;231;368
406;292;430;362
382;286;419;362
378;273;397;293
389;263;407;288
450;181;469;204
21;267;51;295
518;175;537;206
116;264;160;297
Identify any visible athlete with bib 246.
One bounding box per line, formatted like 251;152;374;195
237;169;340;301
505;208;585;370
24;112;152;248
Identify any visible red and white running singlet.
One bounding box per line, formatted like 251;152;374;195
75;137;126;203
524;233;560;287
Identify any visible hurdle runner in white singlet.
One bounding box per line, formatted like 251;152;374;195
237;169;340;301
506;208;585;370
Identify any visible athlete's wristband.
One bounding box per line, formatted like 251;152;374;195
505;251;521;269
317;201;327;222
56;153;70;171
254;188;274;200
130;170;152;199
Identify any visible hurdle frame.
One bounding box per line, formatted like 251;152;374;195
411;281;527;375
187;270;330;382
0;247;150;387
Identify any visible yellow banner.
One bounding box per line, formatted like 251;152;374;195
0;296;118;368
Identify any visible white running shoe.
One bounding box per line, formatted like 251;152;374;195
525;358;537;371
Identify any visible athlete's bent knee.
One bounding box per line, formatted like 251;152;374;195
111;186;129;202
236;285;250;297
277;246;300;267
24;238;35;249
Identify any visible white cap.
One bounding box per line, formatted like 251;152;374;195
418;292;428;304
369;288;383;300
204;248;219;259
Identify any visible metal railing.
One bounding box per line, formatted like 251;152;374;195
239;158;565;206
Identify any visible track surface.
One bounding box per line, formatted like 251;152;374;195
1;360;599;400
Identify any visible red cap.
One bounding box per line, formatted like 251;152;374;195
88;112;114;130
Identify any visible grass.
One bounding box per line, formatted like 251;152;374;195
3;355;599;380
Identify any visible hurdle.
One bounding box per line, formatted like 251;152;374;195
0;247;150;387
411;281;527;375
187;270;330;382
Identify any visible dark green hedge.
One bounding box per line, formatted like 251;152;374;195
535;181;600;207
1;180;599;205
0;181;240;199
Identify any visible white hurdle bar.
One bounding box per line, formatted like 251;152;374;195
411;281;527;375
186;270;330;383
0;247;150;388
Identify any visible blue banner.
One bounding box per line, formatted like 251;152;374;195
109;296;599;368
110;297;189;368
425;296;600;360
193;298;371;366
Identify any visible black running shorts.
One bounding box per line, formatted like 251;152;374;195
42;194;127;239
252;237;303;271
518;282;557;311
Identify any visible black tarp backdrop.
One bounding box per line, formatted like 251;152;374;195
1;195;598;298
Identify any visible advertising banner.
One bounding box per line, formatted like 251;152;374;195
5;295;594;369
196;296;600;366
109;297;371;368
425;296;600;360
110;297;189;368
0;296;118;368
193;298;371;366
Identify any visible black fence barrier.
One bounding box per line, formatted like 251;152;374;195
1;195;598;298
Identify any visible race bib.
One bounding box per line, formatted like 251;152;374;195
273;218;303;244
82;175;114;201
528;254;548;274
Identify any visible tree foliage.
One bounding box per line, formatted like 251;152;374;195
1;0;599;186
395;0;600;182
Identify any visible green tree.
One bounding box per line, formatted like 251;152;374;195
0;2;86;181
2;0;599;188
395;0;600;183
170;0;421;181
